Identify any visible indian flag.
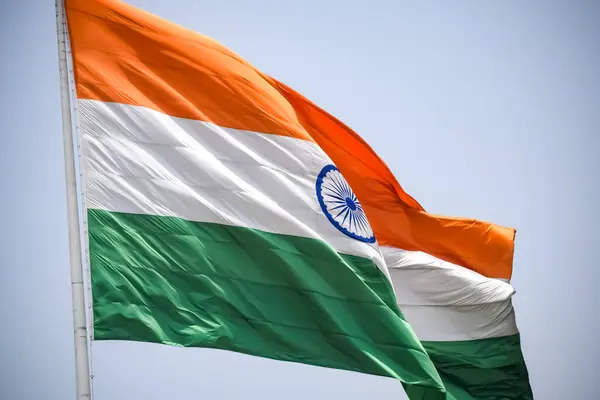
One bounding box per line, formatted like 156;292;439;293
65;0;532;399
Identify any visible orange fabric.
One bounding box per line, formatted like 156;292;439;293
274;81;515;279
65;0;515;279
66;0;312;142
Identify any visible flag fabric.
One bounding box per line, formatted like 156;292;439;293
274;82;533;399
64;0;531;399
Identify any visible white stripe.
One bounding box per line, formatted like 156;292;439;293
382;247;518;341
79;100;387;275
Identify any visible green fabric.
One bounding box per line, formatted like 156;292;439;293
87;208;446;399
423;335;533;400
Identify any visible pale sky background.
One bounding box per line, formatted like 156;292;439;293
1;0;599;399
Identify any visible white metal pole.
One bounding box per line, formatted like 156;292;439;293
55;0;92;398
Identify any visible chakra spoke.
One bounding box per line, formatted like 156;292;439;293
326;181;346;199
341;208;351;226
327;199;347;205
328;203;349;212
324;181;343;193
328;172;348;198
349;211;357;232
334;206;348;219
331;172;350;198
336;174;353;198
347;210;353;231
323;190;348;204
355;212;369;228
330;176;347;197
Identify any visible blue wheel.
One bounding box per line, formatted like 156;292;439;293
316;164;375;243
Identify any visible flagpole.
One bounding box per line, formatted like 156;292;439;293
55;0;92;399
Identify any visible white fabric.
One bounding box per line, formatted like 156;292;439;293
79;99;386;274
382;247;518;341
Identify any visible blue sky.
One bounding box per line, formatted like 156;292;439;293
1;1;599;399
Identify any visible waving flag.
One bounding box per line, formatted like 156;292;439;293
64;0;531;398
274;83;533;399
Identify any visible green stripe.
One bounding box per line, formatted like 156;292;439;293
423;335;533;400
88;209;446;399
